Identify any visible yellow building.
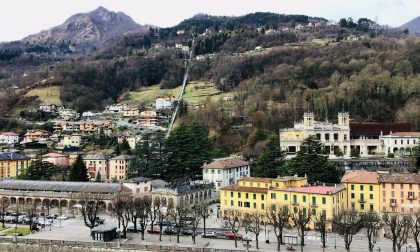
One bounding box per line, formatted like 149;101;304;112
108;155;131;181
0;152;31;178
378;173;420;214
341;171;381;213
220;175;345;230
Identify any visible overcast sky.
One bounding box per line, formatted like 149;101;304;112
0;0;418;42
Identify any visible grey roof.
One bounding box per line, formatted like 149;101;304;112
0;152;31;161
83;153;113;160
92;224;117;232
0;180;124;194
124;177;152;183
110;155;131;160
151;179;168;188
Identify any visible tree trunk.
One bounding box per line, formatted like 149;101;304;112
141;231;145;240
192;231;196;244
234;237;238;248
177;232;180;243
300;228;305;246
255;234;259;249
159;224;163;241
415;239;419;252
277;236;281;251
203;218;206;234
393;239;397;252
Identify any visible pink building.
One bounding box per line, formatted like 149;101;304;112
42;153;70;167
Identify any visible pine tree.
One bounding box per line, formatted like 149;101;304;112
130;134;152;177
253;135;286;178
287;136;340;183
114;143;121;155
69;155;89;182
120;139;132;155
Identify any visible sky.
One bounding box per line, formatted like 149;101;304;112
0;0;418;42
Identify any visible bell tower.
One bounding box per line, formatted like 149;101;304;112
303;111;314;127
338;112;350;128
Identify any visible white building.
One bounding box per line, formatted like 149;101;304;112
123;177;153;194
280;112;351;157
202;158;250;191
155;96;175;110
0;132;19;145
105;104;128;113
38;104;57;113
176;30;185;35
117;134;141;150
58;108;80;120
182;46;190;52
381;132;420;156
59;134;82;148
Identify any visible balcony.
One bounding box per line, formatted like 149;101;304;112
310;203;318;208
389;202;397;208
358;198;366;203
292;201;299;206
407;194;417;200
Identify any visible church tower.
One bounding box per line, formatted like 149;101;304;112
338;112;350;129
303;111;315;127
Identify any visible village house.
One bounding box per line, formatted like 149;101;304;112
42;152;70;167
108;155;131;181
380;132;420;156
58;134;82;148
105;104;127;113
176;30;185;35
23;129;50;143
123;177;154;194
38;104;58;113
83;153;113;181
54;121;113;133
155;96;175;110
0;132;19;145
182;46;190;52
137;110;159;127
0;152;31;178
202;157;250;191
175;44;183;49
81;111;98;119
196;55;205;61
58;108;80;120
122;108;140;117
117;133;141;150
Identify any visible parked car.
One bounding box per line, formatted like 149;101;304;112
147;227;160;234
157;220;171;226
127;226;143;233
4;216;15;223
38;219;53;227
202;231;217;238
164;226;177;235
57;215;69;220
225;232;242;240
181;228;194;236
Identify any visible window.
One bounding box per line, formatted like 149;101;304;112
261;195;265;200
293;195;297;204
370;194;373;200
322;197;326;204
253;194;256;200
238;192;241;198
238;201;242;207
312;197;317;206
370;204;374;211
244;202;250;208
246;193;249;199
369;186;373;191
351;185;354;190
351;193;355;199
351;203;355;210
284;194;288;201
231;200;234;206
253;203;257;209
271;193;276;200
361;204;364;210
302;195;307;202
231;192;234;197
261;203;265;210
360;185;364;191
322;210;327;218
311;209;316;215
218;170;221;174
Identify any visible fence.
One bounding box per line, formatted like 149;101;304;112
0;237;259;252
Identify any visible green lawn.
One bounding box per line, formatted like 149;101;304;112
3;227;31;236
25;86;62;105
120;81;234;106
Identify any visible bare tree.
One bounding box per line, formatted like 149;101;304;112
243;211;264;249
291;208;312;248
78;192;105;229
191;204;204;244
314;212;327;249
333;210;359;252
0;198;7;228
410;210;420;252
224;209;242;248
383;213;413;252
112;192;131;238
168;202;190;243
24;201;39;231
137;196;152;240
155;198;168;242
361;211;380;252
267;204;289;251
149;197;161;233
198;201;212;234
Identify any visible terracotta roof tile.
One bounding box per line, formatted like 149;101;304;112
238;177;273;183
274;185;344;195
219;185;268;193
202;159;249;169
378;173;420;184
341;171;378;184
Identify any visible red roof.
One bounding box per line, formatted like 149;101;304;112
350;123;411;137
1;132;18;136
275;186;344;195
341;171;378;184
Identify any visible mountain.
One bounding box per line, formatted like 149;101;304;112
400;16;420;34
22;6;148;48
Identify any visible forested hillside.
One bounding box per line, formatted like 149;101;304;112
0;12;418;155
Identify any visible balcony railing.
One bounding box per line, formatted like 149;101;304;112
310;203;318;208
292;202;299;206
407;194;416;200
358;198;366;203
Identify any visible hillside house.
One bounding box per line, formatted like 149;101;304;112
23;130;49;143
155;96;175;110
59;134;82;148
105;104;127;113
137;111;159;127
0;132;19;145
42;153;70;167
123;108;140;117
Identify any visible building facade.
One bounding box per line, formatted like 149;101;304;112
155;96;175;110
0;132;19;145
202;158;250;191
108;155;131;181
42;153;70;167
280;112;351;157
0;152;31;179
59;134;82;148
83;153;113;181
381;132;420;156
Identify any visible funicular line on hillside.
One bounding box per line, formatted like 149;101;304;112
166;37;195;138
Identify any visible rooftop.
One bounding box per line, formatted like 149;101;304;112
83;153;113;160
383;132;420;137
43;153;68;158
341;170;378;184
124;177;152;183
350;123;411;136
202;158;249;169
110;155;131;160
219;185;268;194
0;132;18;136
0;179;126;194
378;173;420;184
274;185;344;195
0;152;31;161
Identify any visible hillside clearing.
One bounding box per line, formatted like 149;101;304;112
25;86;62;105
